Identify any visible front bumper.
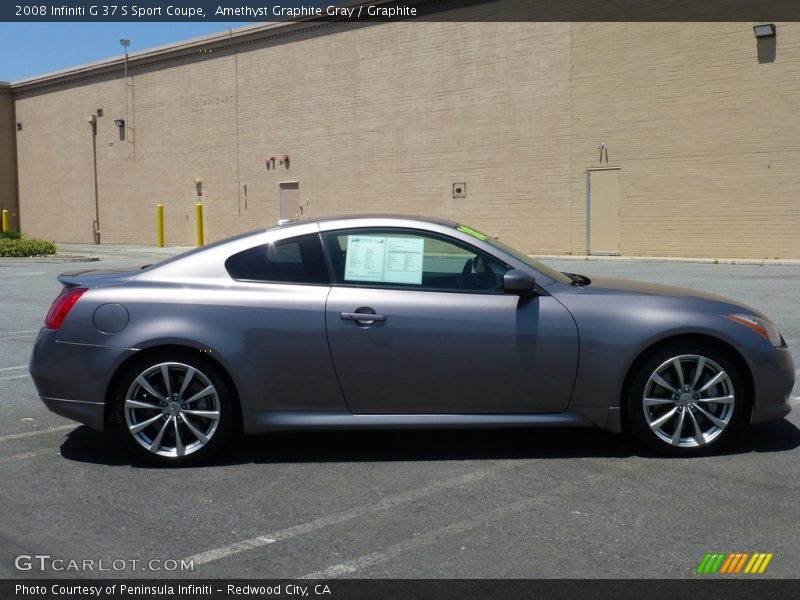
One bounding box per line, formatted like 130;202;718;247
29;329;137;431
750;345;794;424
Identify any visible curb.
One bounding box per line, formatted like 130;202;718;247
0;254;100;264
533;255;800;267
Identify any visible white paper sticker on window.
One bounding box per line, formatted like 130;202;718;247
344;236;386;282
344;235;425;284
383;237;424;284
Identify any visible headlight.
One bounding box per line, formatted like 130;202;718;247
726;314;783;346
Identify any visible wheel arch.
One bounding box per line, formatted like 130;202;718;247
104;344;243;430
619;333;755;430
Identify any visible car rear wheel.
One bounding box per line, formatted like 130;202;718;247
625;343;747;456
113;352;236;466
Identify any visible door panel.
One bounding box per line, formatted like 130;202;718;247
325;287;579;414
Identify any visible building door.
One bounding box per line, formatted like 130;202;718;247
587;167;621;255
278;181;302;224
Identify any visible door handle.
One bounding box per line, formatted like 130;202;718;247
340;310;387;325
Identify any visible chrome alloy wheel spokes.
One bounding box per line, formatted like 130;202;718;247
642;354;734;448
124;362;220;458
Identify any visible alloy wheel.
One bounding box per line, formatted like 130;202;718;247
124;362;221;458
642;354;735;448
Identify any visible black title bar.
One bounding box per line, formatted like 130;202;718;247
3;0;800;22
5;579;800;600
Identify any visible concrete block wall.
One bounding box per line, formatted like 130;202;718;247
8;1;800;258
0;85;19;232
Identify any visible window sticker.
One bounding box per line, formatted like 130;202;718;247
344;235;425;284
344;236;386;281
383;237;424;284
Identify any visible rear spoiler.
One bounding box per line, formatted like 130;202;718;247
56;267;145;289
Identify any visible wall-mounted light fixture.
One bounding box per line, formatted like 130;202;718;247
753;24;776;38
87;114;97;125
280;154;290;168
114;118;125;128
16;122;22;131
96;108;104;117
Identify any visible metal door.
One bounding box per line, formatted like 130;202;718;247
587;167;621;255
278;181;302;223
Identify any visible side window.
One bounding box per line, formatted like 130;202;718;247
225;233;329;284
322;229;509;293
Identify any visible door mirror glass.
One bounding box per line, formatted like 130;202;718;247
503;269;535;295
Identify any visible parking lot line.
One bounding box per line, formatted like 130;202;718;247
299;496;538;579
1;334;37;341
0;425;74;442
0;374;30;381
0;365;27;372
0;449;56;464
0;313;43;320
184;465;509;566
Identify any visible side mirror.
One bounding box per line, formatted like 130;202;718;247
503;269;536;296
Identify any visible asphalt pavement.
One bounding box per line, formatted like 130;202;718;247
0;247;798;580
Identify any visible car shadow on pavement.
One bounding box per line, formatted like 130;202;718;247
58;418;800;468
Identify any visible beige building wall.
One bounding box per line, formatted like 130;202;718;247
0;84;19;231
571;22;800;259
8;2;800;258
13;1;573;252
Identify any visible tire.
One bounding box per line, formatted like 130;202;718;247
112;351;237;466
625;342;747;456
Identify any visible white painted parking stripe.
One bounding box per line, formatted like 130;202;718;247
2;334;37;341
1;330;39;335
0;425;74;442
187;536;277;564
185;466;507;566
0;365;27;372
0;449;56;464
300;497;537;579
0;374;30;381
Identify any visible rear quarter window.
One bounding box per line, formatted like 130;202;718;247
225;233;329;285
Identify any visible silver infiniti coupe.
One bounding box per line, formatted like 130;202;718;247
29;216;794;465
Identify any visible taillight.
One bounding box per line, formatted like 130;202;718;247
44;287;87;330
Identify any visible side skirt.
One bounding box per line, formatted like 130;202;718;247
242;410;608;435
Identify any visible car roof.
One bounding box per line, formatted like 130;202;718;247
272;214;459;231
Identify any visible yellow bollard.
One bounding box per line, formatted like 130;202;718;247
1;209;8;233
195;203;204;247
155;204;164;247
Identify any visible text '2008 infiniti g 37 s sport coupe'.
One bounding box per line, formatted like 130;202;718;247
30;216;794;466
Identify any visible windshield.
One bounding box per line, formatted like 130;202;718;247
456;224;573;285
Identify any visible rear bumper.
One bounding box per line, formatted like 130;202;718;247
750;345;794;424
29;329;137;431
40;396;105;431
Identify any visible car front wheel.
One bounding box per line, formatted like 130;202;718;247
113;352;236;466
625;343;747;456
